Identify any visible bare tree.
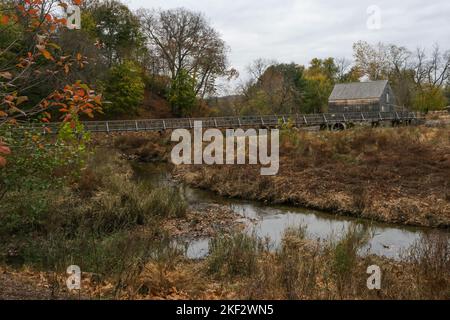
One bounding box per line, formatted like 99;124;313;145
412;44;450;88
387;45;414;107
335;57;352;82
139;8;229;98
246;58;276;84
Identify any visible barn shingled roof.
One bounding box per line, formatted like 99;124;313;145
329;80;388;101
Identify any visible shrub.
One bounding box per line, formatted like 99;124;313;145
103;61;145;115
406;234;450;299
168;69;197;117
329;225;371;297
0;149;188;287
207;233;263;279
145;187;187;219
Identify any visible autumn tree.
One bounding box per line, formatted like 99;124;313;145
240;61;307;115
412;45;450;111
0;0;102;167
353;41;391;81
139;8;230;98
87;0;145;67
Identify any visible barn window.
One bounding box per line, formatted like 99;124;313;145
386;93;389;102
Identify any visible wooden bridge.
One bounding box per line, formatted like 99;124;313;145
22;111;424;133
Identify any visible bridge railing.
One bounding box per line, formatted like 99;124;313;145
8;111;425;134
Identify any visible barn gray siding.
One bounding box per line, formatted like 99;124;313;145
328;81;396;113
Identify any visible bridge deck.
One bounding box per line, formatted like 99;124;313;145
19;112;423;133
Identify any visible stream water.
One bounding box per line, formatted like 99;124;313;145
133;162;449;260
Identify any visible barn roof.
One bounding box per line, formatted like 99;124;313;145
329;80;388;101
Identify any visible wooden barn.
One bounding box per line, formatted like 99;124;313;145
328;80;396;113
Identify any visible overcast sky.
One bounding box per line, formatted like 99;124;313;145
124;0;450;93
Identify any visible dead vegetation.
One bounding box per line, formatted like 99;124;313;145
4;127;447;300
3;227;448;300
0;150;243;300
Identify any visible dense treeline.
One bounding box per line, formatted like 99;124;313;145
1;0;449;124
0;0;234;120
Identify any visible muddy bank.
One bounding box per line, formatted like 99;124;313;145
162;204;246;239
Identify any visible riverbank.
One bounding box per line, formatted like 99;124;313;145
0;150;244;299
2;228;448;300
110;126;450;229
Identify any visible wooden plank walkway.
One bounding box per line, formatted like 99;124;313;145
18;111;424;133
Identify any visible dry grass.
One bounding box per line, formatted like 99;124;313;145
2;225;448;300
231;227;449;300
113;134;170;162
123;227;448;300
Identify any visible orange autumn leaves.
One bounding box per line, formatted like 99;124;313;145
49;82;103;124
0;81;102;168
0;0;102;168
